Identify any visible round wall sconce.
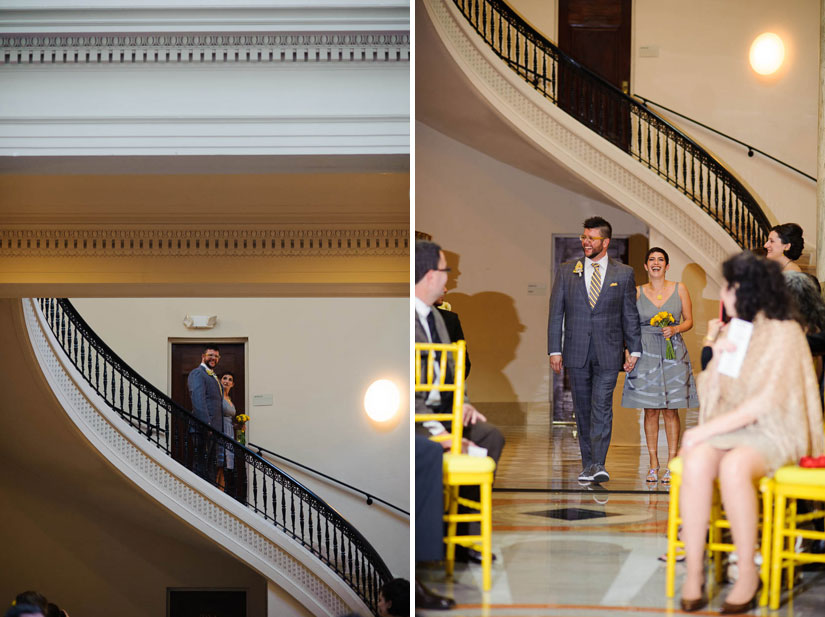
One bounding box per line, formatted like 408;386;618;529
364;379;401;422
749;32;784;75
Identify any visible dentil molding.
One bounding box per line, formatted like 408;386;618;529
0;225;409;257
0;31;409;65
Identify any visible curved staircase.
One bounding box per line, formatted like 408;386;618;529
420;0;775;283
7;297;390;616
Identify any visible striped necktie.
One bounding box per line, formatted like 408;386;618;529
589;262;602;308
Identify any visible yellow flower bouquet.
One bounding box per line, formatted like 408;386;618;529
235;413;250;444
650;310;677;359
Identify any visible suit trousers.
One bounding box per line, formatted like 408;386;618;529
566;342;619;468
416;434;444;562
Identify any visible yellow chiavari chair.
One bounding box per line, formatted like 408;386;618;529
414;340;496;591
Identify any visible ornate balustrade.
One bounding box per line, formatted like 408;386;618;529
36;297;391;615
452;0;771;248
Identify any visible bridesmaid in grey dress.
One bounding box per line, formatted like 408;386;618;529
622;247;698;485
217;371;237;491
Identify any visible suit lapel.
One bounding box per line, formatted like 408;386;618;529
573;261;589;308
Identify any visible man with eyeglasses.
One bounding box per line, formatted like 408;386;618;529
414;240;504;572
187;343;225;479
548;217;642;484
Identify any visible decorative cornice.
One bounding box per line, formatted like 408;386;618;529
0;30;409;64
0;226;409;257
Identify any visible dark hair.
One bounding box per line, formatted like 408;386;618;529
783;271;825;333
583;216;612;239
5;605;44;617
220;371;235;398
415;241;442;284
44;605;60;617
13;594;46;613
771;223;804;260
379;578;410;617
201;343;220;354
645;246;670;265
722;252;791;321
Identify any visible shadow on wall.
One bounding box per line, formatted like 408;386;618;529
443;290;525;426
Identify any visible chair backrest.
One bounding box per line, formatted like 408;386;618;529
414;340;466;454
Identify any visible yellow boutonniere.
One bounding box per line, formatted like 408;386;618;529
573;261;583;277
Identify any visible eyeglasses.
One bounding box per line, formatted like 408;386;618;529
579;235;606;242
435;267;452;273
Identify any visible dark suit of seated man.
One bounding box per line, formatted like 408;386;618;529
415;241;505;562
437;303;471;379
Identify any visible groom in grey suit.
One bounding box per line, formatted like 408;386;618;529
187;343;224;478
548;217;642;483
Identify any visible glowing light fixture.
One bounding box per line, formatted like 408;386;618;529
364;379;401;422
749;33;784;75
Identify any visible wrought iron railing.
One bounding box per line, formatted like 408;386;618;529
251;442;410;516
36;297;391;615
450;0;772;249
634;95;817;182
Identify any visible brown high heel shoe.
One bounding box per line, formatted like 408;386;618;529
719;581;761;614
679;583;707;612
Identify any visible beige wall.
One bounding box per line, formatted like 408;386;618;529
70;296;410;579
511;0;819;245
509;0;557;40
634;0;818;241
416;122;647;408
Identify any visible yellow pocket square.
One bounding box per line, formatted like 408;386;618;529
609;282;618;287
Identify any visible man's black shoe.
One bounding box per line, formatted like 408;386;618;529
455;546;496;564
415;578;455;610
467;548;496;564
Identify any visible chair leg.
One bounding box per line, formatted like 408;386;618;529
481;480;492;591
445;484;459;577
786;498;798;593
758;481;772;607
665;472;681;598
770;491;787;610
710;495;724;584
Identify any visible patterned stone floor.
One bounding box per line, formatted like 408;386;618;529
416;406;825;616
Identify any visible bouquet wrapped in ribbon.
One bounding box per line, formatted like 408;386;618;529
650;311;677;360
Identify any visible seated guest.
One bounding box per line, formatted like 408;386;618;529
377;578;410;617
414;434;455;611
415;240;505;564
784;271;825;334
679;252;824;613
437;291;471;378
763;222;804;272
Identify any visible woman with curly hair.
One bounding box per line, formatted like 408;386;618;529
679;252;823;613
763;222;804;272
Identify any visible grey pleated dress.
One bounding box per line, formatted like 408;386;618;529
622;284;698;410
218;398;235;470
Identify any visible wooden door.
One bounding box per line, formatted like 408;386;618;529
170;341;247;500
557;0;632;150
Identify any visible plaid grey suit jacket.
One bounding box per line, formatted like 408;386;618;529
547;256;642;370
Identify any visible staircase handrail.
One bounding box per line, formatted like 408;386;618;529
36;297;392;615
250;442;410;516
448;0;773;248
635;95;816;182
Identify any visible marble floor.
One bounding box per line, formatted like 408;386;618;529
416;409;825;616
